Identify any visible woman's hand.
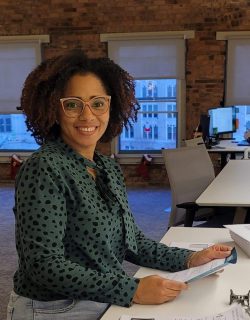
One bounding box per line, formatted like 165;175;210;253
187;244;232;268
132;275;188;305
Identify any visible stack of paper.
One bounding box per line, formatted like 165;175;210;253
224;224;250;257
120;303;248;320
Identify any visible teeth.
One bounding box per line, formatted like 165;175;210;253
78;127;96;132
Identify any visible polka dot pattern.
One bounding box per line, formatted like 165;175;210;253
13;139;191;307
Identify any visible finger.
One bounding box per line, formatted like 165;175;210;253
164;295;179;302
162;288;184;302
210;244;232;252
207;248;231;259
163;279;188;290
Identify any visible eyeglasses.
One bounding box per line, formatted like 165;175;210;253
60;95;111;117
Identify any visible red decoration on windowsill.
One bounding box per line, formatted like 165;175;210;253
10;154;23;179
136;154;152;180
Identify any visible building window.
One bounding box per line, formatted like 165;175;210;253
154;125;158;139
216;32;250;141
0;35;49;154
101;30;194;159
0;115;11;132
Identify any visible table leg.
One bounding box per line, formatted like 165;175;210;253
233;207;247;224
220;153;228;169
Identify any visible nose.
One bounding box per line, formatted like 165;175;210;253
78;103;95;120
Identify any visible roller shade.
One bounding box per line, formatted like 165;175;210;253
226;39;250;105
108;38;185;79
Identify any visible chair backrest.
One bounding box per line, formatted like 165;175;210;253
184;137;205;148
162;145;215;227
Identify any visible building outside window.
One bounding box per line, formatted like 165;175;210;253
119;79;177;152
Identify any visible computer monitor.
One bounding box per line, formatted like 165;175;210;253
208;106;236;137
199;114;210;142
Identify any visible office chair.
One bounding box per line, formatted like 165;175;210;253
162;145;215;227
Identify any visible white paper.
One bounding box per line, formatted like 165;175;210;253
138;247;236;283
224;224;250;242
169;242;214;251
166;257;226;282
119;304;248;320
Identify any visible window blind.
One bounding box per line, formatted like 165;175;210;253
108;38;186;79
226;39;250;105
0;36;49;113
0;42;40;113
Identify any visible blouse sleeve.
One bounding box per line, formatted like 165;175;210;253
125;217;192;272
109;159;192;272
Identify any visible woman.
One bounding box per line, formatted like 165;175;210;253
7;50;232;320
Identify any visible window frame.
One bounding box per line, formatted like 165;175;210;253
101;31;192;163
217;31;250;106
110;78;186;164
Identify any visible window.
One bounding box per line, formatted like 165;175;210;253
0;115;11;133
119;79;177;152
0;114;39;151
101;31;194;161
233;106;250;140
217;31;250;106
216;32;250;141
0;35;49;155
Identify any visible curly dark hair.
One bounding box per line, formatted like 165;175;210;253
21;49;140;145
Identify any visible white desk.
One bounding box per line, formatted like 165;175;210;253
208;140;247;153
101;227;249;320
196;160;250;223
208;140;248;168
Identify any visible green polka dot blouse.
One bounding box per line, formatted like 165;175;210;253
13;138;191;307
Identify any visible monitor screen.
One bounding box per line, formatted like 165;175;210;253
208;106;236;136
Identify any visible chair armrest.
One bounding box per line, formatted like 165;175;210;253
176;202;199;209
176;202;199;227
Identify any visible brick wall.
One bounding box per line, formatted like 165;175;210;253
0;0;249;184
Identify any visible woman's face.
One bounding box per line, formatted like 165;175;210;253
58;73;110;160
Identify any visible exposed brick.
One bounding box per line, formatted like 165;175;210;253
1;0;250;185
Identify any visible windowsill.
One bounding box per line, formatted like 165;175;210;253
0;152;32;163
115;153;164;164
0;152;165;164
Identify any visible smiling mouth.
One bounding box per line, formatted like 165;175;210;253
78;127;97;132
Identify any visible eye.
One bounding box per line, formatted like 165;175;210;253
64;99;81;110
91;98;106;108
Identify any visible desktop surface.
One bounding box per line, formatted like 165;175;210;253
237;140;250;146
196;159;250;207
208;139;248;152
100;227;249;320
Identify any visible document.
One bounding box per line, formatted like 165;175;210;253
119;303;248;320
141;247;237;283
167;247;237;283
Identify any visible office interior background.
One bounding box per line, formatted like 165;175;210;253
1;0;250;185
2;2;250;319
